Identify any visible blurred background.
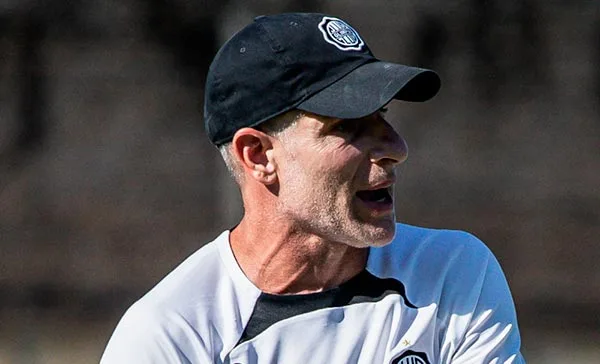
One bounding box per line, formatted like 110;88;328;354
1;0;599;363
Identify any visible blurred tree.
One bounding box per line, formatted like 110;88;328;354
411;13;448;70
467;0;547;102
0;2;50;173
144;0;223;86
596;17;600;109
16;14;47;153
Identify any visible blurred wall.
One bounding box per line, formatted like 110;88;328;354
1;0;599;363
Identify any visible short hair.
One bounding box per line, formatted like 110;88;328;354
218;110;304;185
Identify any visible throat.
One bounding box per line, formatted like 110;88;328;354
230;224;368;294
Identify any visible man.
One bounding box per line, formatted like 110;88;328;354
101;13;524;363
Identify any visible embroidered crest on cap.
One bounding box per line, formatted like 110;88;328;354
391;350;430;364
318;16;364;51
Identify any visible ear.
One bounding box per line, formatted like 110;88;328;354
232;128;278;185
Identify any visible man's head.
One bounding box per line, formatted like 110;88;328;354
204;13;440;246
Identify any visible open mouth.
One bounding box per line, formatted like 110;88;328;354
355;188;393;205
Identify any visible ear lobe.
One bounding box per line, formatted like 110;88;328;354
232;128;278;185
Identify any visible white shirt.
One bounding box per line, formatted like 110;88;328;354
100;223;525;363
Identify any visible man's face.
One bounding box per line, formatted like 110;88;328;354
272;110;408;248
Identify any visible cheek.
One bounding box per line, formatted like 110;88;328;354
282;141;364;190
315;145;363;174
318;156;365;201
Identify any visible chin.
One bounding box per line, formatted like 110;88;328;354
367;229;396;247
349;220;397;248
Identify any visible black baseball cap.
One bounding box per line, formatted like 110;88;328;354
204;13;441;146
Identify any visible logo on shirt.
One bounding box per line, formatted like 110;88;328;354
318;16;364;51
391;350;430;364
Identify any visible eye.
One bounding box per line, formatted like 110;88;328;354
331;119;362;135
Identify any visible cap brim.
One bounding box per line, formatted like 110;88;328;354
297;61;441;119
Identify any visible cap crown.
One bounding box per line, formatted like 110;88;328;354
204;13;376;145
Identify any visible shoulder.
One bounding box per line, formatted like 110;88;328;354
140;231;230;311
394;222;490;255
100;297;213;363
367;223;494;307
368;223;491;276
101;231;234;363
367;223;523;361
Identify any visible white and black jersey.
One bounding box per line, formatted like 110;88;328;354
100;223;525;363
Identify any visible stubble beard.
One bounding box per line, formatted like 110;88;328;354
279;173;397;248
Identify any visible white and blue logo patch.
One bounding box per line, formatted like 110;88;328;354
392;350;430;364
318;16;364;51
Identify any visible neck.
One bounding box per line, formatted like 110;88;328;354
229;214;368;295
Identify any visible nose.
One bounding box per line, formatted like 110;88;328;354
369;118;408;166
